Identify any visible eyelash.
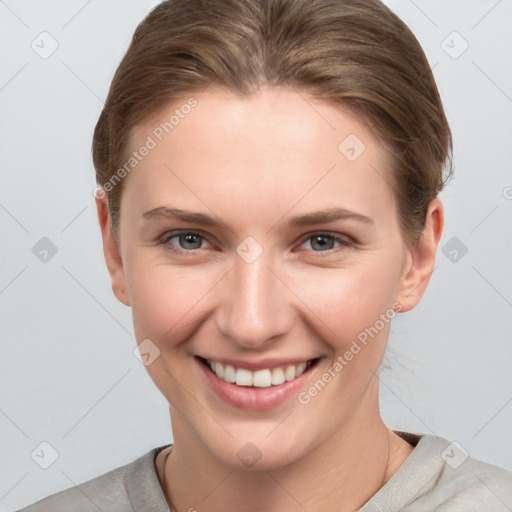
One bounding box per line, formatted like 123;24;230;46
157;230;354;256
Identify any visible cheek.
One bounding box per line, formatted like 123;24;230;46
289;261;401;428
126;263;219;396
293;257;401;349
127;263;215;346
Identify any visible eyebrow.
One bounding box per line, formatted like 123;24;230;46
142;206;373;228
142;207;226;228
287;208;373;227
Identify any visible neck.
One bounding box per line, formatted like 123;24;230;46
162;400;411;512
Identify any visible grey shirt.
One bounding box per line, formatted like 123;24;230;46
18;433;512;511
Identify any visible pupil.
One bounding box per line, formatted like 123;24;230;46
312;235;333;251
181;233;201;250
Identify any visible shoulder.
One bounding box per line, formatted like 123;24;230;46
362;434;512;511
17;446;171;512
426;437;512;511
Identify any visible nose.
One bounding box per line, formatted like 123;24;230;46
215;251;294;349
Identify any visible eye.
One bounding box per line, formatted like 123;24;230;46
158;230;212;252
299;232;353;253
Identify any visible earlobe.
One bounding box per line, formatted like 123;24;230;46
395;198;444;312
95;194;131;307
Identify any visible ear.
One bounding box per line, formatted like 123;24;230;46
95;192;131;307
395;198;444;312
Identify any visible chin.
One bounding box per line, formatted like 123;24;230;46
197;419;318;471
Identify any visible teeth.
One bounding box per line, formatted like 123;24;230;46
284;365;296;381
271;367;285;385
252;369;271;388
223;364;236;383
206;359;313;388
213;362;224;379
296;362;307;376
235;368;253;386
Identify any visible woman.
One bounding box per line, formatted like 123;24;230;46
20;0;512;510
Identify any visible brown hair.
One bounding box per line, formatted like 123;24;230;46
92;0;452;244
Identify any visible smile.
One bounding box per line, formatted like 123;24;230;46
195;356;321;411
205;359;315;388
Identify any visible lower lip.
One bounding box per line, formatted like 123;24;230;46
196;357;317;412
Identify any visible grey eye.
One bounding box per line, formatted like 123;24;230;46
309;234;336;251
176;232;204;250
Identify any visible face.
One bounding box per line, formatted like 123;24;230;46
98;86;441;470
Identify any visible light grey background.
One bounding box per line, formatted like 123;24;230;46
1;0;511;510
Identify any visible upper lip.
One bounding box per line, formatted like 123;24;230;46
196;355;320;372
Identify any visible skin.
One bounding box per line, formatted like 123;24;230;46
96;86;443;511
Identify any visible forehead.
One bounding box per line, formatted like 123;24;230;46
124;86;396;226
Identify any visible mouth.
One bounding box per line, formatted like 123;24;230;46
194;355;322;413
198;356;319;388
195;355;321;411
